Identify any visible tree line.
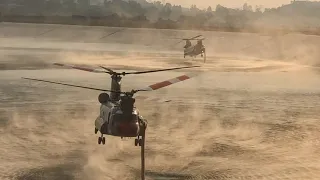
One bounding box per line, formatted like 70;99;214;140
0;0;320;35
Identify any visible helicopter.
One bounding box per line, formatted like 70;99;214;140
172;35;206;63
22;63;201;146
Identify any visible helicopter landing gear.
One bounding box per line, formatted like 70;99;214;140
134;136;142;146
135;136;143;146
98;134;105;145
94;128;98;134
135;118;147;147
140;123;146;180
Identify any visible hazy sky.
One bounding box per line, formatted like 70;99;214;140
159;0;315;9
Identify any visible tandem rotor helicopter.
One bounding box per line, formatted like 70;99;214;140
172;35;206;63
22;63;200;146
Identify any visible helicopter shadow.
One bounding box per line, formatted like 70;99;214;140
166;59;202;69
13;163;79;180
145;170;192;180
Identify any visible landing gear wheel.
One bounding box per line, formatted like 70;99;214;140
98;137;102;144
102;137;106;145
94;128;98;134
138;139;143;146
135;138;139;146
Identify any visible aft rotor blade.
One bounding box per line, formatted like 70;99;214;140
135;95;171;103
189;35;202;40
124;65;201;75
54;63;108;73
182;38;205;41
22;77;116;92
138;73;199;91
170;40;184;47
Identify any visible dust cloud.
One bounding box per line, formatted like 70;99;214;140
1;23;320;180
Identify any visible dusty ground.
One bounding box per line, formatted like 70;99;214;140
1;22;320;180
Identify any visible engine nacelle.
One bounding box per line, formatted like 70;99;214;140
98;93;110;104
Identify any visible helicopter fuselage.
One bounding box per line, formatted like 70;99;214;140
95;101;143;137
184;43;205;57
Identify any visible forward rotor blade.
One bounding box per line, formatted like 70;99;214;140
124;65;201;75
22;77;115;92
138;73;199;91
170;39;184;47
174;35;203;40
189;35;202;40
99;66;115;74
99;28;126;40
54;63;107;73
182;38;205;41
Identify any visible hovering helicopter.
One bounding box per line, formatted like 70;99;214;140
22;63;201;146
172;35;206;63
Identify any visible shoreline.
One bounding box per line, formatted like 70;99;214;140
1;15;320;37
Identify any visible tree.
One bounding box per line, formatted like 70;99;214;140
255;5;262;13
215;4;228;16
0;0;7;4
62;0;76;10
77;0;89;9
153;1;162;9
45;0;62;14
243;3;253;12
190;4;197;10
159;2;172;19
104;0;108;7
205;6;213;18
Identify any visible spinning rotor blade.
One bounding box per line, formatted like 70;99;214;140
99;28;126;40
135;95;171;103
190;38;205;41
54;63;200;76
22;77;115;92
191;35;203;39
183;35;203;40
137;73;199;91
97;65;201;76
171;34;203;47
99;66;115;74
122;65;201;75
54;63;108;73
